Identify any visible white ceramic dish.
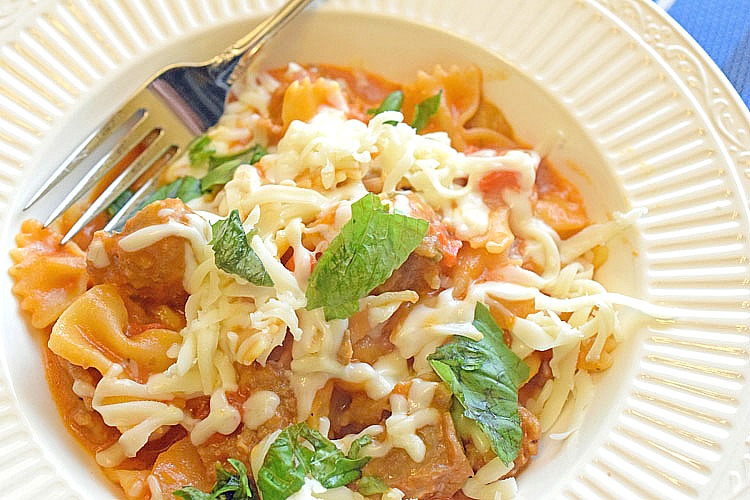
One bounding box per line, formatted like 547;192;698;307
0;0;749;498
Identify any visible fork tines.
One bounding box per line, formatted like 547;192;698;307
24;104;184;245
23;106;143;211
23;0;317;246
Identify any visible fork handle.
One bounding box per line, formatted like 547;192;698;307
208;0;317;88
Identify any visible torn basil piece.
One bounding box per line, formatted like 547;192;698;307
428;302;529;465
210;209;273;287
305;193;429;320
412;89;443;132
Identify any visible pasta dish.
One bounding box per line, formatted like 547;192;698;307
10;62;644;499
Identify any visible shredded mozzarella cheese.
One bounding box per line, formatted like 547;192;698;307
190;389;242;445
287;478;365;500
384;379;440;463
391;289;481;374
92;365;183;467
243;390;281;430
73;69;656;494
462;458;518;500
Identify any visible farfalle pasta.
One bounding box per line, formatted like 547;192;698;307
10;63;646;499
9;219;89;329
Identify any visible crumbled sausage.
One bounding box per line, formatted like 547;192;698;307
87;199;192;308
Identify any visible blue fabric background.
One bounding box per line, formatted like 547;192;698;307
658;0;750;107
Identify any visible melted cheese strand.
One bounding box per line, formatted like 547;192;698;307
68;70;659;482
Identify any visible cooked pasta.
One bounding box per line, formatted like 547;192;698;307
9;219;89;329
10;63;648;500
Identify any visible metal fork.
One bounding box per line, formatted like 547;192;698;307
23;0;315;245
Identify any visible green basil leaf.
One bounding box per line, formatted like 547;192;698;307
347;435;373;460
188;134;216;168
106;188;134;216
172;486;213;500
305;193;429;320
201;145;268;193
428;302;529;465
210;209;273;287
357;476;389;496
367;90;404;115
208;144;267;170
144;175;202;206
173;459;257;500
112;176;201;229
411;90;443;132
257;423;371;500
255;428;307;500
200;159;243;193
175;176;202;201
116;142;266;227
214;459;256;499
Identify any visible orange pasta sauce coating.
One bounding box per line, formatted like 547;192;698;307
8;63;596;499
